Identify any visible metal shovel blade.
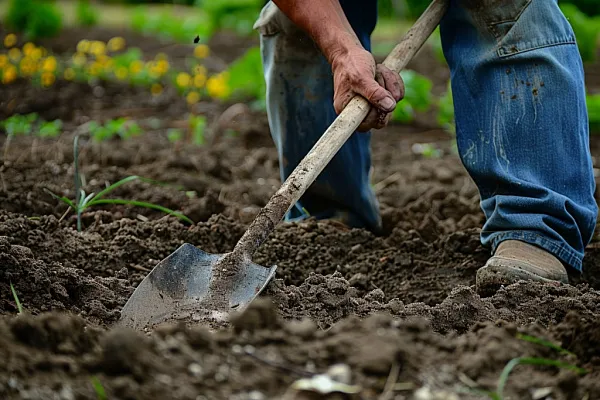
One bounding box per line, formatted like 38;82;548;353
118;243;277;330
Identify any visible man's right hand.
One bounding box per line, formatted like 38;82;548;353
331;46;404;132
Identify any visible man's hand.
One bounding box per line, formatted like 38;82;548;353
271;0;403;130
331;47;404;132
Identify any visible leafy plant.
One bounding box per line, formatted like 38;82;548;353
195;0;263;36
560;0;600;17
560;3;600;63
10;283;23;314
38;119;63;138
167;128;184;143
0;113;38;136
131;8;212;43
437;82;455;134
45;136;192;231
392;70;433;123
76;0;99;27
222;46;265;102
588;93;600;133
88;118;142;142
5;0;62;40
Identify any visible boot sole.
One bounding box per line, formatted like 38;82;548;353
476;263;568;296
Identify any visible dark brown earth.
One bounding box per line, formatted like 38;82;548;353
1;26;600;400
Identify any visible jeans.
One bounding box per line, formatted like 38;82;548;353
256;0;598;271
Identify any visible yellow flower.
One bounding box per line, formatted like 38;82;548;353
129;60;143;75
186;91;200;105
193;73;206;88
194;44;209;59
41;72;55;87
115;66;128;80
64;67;76;80
155;52;168;61
206;73;230;99
30;48;42;61
2;65;17;84
89;41;106;57
107;37;126;52
88;62;103;76
176;72;191;88
19;58;37;76
0;55;8;68
4;33;17;48
151;83;163;96
155;59;169;75
22;42;35;56
76;39;90;54
72;52;87;67
194;65;207;76
8;48;21;62
42;56;57;72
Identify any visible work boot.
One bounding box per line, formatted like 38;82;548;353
476;240;569;295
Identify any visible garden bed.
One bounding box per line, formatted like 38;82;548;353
1;26;600;400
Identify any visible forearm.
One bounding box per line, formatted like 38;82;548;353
271;0;363;63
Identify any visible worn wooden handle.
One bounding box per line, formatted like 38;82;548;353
233;0;449;258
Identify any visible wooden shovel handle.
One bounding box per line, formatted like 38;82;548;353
234;0;449;258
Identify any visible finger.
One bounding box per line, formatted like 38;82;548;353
377;65;404;102
355;77;397;113
333;89;354;115
359;108;391;132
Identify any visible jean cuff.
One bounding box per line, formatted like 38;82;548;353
488;231;583;272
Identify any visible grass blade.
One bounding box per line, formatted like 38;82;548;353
88;175;141;204
496;357;587;399
91;376;107;400
92;199;193;224
44;188;77;210
10;283;23;314
516;333;574;355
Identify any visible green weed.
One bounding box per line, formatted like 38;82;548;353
460;333;587;400
88;118;142;142
10;283;23;314
91;376;107;400
45;135;192;231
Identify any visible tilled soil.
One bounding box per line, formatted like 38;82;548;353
2;27;600;400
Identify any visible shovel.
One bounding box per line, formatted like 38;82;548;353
119;0;449;330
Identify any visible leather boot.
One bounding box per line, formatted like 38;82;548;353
476;240;568;295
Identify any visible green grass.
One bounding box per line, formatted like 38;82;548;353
10;283;23;314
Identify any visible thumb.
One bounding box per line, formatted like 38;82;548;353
356;78;397;112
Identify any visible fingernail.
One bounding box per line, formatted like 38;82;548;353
381;97;396;111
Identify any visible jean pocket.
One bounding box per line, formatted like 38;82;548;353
470;0;533;40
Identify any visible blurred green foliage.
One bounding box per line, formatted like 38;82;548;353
5;0;63;40
392;70;433;123
589;94;600;133
223;47;265;103
195;0;263;36
130;7;211;42
560;3;600;63
560;0;600;17
76;0;99;27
